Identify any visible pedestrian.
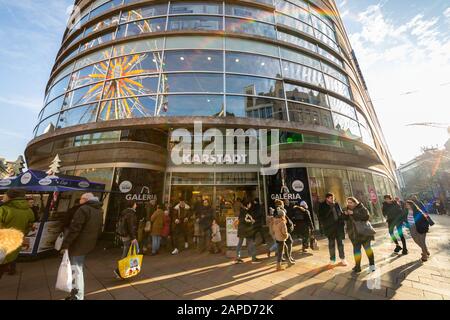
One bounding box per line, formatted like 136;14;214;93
411;195;427;213
382;195;408;255
197;199;215;253
251;198;266;245
235;201;259;263
318;193;347;266
0;189;35;277
161;208;171;252
171;199;191;255
293;201;314;252
394;196;405;211
143;199;157;253
150;204;164;256
193;212;202;248
344;197;376;273
272;209;289;271
282;205;296;265
266;207;278;258
405;200;431;262
114;201;138;278
0;229;24;279
210;219;222;254
60;193;103;300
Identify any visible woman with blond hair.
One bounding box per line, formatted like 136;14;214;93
0;229;24;279
344;197;376;273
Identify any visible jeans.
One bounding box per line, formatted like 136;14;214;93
328;235;345;261
269;240;278;252
388;223;407;249
198;229;211;252
152;235;161;254
121;238;132;259
410;225;429;257
353;240;375;267
276;241;285;263
236;237;256;259
285;234;293;259
70;256;85;300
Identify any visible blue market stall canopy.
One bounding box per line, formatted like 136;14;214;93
0;170;105;192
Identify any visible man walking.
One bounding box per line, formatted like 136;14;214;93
171;199;191;254
197;199;214;253
382;195;408;255
318;193;347;266
60;193;103;300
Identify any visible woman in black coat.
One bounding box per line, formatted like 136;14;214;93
344;197;375;273
235;201;259;263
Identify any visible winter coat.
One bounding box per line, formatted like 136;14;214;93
406;208;430;234
251;203;264;228
237;208;254;239
272;217;289;242
211;224;221;243
292;206;314;235
382;202;405;226
161;214;171;237
150;209;164;236
0;229;24;265
118;208;138;239
0;199;35;264
197;205;214;232
266;215;275;240
61;200;104;257
345;203;374;243
318;201;345;239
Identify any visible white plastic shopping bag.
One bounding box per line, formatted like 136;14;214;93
54;232;64;251
55;250;73;293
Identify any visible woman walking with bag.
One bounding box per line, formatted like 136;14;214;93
344;197;376;273
405;200;431;262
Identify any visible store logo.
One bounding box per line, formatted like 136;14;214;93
170;121;279;175
0;179;11;187
125;186;157;202
20;173;32;185
39;178;52;186
78;181;90;188
292;180;304;192
119;181;133;193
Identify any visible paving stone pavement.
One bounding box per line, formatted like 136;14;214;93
1;215;450;300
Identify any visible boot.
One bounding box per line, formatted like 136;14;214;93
394;245;402;253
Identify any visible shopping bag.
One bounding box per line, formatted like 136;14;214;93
54;232;64;251
55;250;73;292
310;237;319;251
118;242;143;279
144;221;152;233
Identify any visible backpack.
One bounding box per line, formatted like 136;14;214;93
286;216;295;234
116;212;128;237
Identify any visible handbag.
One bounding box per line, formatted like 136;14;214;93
55;250;72;292
144;220;152;232
54;232;64;251
118;242;143;279
353;219;376;237
310;236;319;250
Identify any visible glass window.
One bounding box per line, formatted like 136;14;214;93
288;102;332;128
226;18;276;39
280;48;321;69
277;31;317;52
36;115;59;136
168;16;223;31
276;1;310;24
52;63;75;84
322;168;352;206
169;2;222;15
314;31;339;52
70;61;109;90
226;52;282;78
255;0;274;5
276;13;314;36
323;74;351;98
64;83;104;109
42;96;65;120
79;32;114;53
282;61;325;87
225;4;275;23
284;83;328;107
84;14;120;37
164;50;223;72
360;125;375;149
162;73;223;93
74;48;112;70
90;0;122;19
226;38;278;56
226;96;287;120
322;62;348;84
112;38;164;56
108;53;162;80
71;131;121;146
57;103;98;128
318;47;342;67
165;36;223;50
332;113;361;138
328;95;355;118
157;95;224;117
103;75;159;99
98;96;157;120
120;4;167;23
226;75;284;98
311;15;336;41
46;75;71;103
116;18;166;38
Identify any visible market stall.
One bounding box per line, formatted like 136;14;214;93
0;170;105;258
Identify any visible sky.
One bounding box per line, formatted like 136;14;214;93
0;0;449;166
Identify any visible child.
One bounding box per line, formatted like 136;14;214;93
273;210;289;271
193;215;202;248
210;219;221;254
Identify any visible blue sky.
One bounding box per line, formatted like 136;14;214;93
0;0;449;166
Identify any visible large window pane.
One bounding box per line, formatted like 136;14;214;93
79;32;114;53
323;74;351;98
163;73;223;93
57;104;98;128
103;75;159;99
168;16;223;31
98;96;157;120
84;14;120;37
46;75;71;103
64;83;104;109
165;36;223;50
225;4;274;23
42;96;65;120
322;62;348;84
226;52;281;78
311;15;336;41
108;53;163;80
74;48;112;70
332;113;361;138
70;61;110;89
276;13;314;36
276;1;310;24
226;96;287;120
225;38;279;56
112;38;164;56
328;95;355;118
90;0;122;19
36;115;59;136
157;95;224;116
120;4;167;23
170;2;222;15
277;31;317;52
164;50;223;72
288;102;332;128
116;18;166;38
226;75;284;98
280;48;321;69
226;18;276;39
318;47;342;67
282;61;325;87
285;83;328;107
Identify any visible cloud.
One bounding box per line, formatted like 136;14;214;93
444;7;450;19
0;96;42;111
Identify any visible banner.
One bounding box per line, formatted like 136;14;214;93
267;168;311;209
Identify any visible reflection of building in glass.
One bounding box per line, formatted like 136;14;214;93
27;0;399;232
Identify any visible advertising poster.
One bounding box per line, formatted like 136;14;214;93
20;222;40;255
37;221;63;253
267;168;312;209
226;217;245;247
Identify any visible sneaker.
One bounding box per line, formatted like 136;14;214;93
288;258;296;266
171;248;179;255
235;258;244;264
340;259;348;266
185;242;189;249
252;258;262;263
394;245;402;253
369;265;376;272
402;249;409;255
329;259;336;266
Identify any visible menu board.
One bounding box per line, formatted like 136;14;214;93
21;223;40;254
37;221;63;253
226;217;246;247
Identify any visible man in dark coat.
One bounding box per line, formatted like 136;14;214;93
382;195;407;255
293;201;314;252
196;199;214;253
171;199;192;254
318;193;347;266
61;193;103;300
235;202;259;263
251;198;266;244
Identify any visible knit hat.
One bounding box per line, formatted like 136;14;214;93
6;189;26;200
300;201;308;209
